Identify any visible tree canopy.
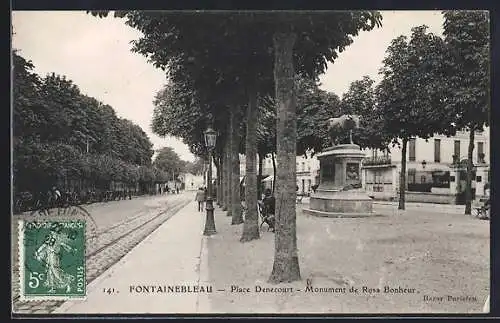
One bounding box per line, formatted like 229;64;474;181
13;51;170;192
152;82;213;157
339;76;391;150
295;76;342;156
184;158;205;175
153;147;185;176
90;10;383;155
376;25;456;143
441;10;490;132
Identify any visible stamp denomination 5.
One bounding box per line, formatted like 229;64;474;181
19;220;87;301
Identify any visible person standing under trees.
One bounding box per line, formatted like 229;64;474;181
195;187;205;212
262;188;276;232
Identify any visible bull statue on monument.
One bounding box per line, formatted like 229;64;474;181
327;114;361;146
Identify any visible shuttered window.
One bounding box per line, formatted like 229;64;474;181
409;139;416;162
454;140;461;160
434;139;441;163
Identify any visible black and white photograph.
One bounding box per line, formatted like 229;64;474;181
11;10;490;315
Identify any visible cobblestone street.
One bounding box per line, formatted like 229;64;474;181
11;193;192;314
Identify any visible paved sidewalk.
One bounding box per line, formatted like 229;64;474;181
54;198;207;314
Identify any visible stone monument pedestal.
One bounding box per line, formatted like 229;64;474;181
303;144;376;218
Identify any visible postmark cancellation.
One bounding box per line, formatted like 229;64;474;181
18;220;86;301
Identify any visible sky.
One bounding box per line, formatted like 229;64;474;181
12;10;444;162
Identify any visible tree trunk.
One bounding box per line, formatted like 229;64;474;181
398;138;408;210
221;144;226;210
230;108;244;225
258;153;264;199
219;156;223;207
269;31;301;283
272;152;277;194
224;141;230;214
215;156;222;206
465;127;475;215
241;86;260;242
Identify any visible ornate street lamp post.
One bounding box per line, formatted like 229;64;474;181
203;126;217;236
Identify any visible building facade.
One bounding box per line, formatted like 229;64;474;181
296;154;320;195
214;126;489;205
361;127;490;204
239;152;320;195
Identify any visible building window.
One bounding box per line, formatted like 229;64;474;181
408;168;416;184
477;142;484;162
454;140;461;160
421;175;426;183
434;139;441;163
476;176;482;182
409;138;416;162
432;171;450;188
302;162;305;172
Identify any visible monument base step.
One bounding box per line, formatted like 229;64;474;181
303;208;379;218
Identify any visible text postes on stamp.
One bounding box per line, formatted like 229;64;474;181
19;220;86;301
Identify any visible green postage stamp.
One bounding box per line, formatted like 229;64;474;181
19;220;86;301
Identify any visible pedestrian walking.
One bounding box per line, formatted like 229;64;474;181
195;187;205;212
